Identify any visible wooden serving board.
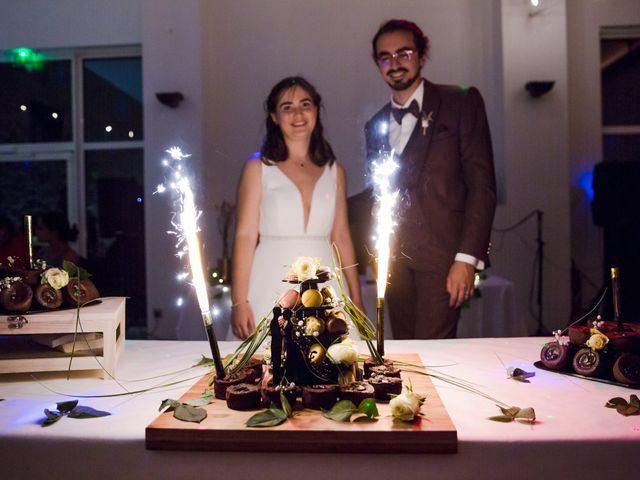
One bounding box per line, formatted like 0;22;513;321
145;354;457;453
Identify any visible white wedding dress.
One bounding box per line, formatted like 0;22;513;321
226;161;339;340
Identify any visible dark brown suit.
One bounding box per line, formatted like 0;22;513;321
365;80;496;339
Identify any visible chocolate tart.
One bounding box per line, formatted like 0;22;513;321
572;348;607;377
225;383;261;411
213;371;250;400
612;353;640;386
0;280;33;313
339;381;375;405
239;357;263;384
301;384;339;410
369;364;401;378
260;383;300;409
63;279;100;306
540;341;571;370
367;375;403;401
34;283;64;309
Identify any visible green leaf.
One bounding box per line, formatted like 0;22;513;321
194;355;213;367
322;400;358;422
498;405;520;417
606;397;628;408
353;415;378;423
246;408;287;428
174;404;207;423
56;400;79;413
68;406;111;419
42;409;62;426
630;395;640;409
184;391;214;407
280;392;293;418
159;399;180;412
514;407;536;422
63;260;91;280
488;415;514;423
357;398;379;419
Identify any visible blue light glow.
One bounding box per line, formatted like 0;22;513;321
578;170;594;202
136;197;142;203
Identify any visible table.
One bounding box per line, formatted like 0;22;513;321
1;338;638;480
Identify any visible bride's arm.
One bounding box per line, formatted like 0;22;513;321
330;164;364;310
231;159;261;339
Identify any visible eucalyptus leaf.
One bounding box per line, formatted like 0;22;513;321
353;415;378;423
63;260;91;280
489;415;513;422
280;392;293;418
630;395;640;409
246;408;287;428
174;404;207;423
42;409;62;426
57;400;79;413
194;355;213;367
184;391;214;407
322;400;358;422
357;398;379;419
514;407;536;421
499;405;521;417
606;397;628;408
68;406;111;419
615;404;639;416
159;399;181;412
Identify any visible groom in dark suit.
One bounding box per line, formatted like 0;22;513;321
365;19;496;339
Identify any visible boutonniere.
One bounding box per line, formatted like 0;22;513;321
422;111;433;135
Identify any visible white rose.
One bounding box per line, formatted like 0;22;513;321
291;256;321;283
390;392;421;421
42;268;70;290
327;340;358;366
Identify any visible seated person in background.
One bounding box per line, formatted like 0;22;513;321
35;212;80;267
0;214;26;265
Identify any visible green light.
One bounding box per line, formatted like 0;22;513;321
4;47;48;71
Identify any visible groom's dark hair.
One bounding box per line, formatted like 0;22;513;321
261;76;335;167
371;19;430;61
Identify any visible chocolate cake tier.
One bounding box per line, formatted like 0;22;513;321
569;322;640;354
239;357;263;384
572;348;607;377
213;371;250;400
363;357;394;378
63;279;100;306
369;365;401;378
301;384;339;410
367;375;403;401
260;383;300;409
225;383;261;411
612;353;640;386
540;342;572;370
339;381;375;405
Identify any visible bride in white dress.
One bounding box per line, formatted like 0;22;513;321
229;76;363;340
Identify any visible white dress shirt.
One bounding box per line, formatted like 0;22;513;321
388;80;484;270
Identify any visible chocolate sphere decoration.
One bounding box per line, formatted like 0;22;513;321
278;289;300;309
326;316;348;335
328;309;346;320
308;343;326;364
301;289;323;308
304;316;325;336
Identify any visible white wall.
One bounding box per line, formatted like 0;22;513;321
2;0;585;339
566;0;640;313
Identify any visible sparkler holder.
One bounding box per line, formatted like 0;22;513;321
202;310;225;379
376;297;385;357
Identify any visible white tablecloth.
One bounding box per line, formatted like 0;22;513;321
1;338;638;479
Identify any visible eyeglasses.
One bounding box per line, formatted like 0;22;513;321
376;49;415;68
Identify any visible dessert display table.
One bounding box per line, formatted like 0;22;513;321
0;338;637;480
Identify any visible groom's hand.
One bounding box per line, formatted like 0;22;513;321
446;261;476;308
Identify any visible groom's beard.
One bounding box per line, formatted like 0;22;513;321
387;68;421;91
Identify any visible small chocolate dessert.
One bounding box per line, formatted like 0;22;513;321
63;279;100;307
34;283;63;309
572;348;607;377
301;384;339;410
239;357;263;384
0;280;33;313
368;375;403;401
213;371;250;400
363;357;394;378
326;316;348;336
540;342;571;370
339;381;375;405
260;383;300;409
369;365;401;378
225;383;261;411
612;353;640;386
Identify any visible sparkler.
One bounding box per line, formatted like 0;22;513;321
156;147;225;379
371;150;399;357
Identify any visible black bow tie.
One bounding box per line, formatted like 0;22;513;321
391;99;420;124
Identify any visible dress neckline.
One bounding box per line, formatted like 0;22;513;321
273;164;329;233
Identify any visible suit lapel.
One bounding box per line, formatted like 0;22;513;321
401;80;441;165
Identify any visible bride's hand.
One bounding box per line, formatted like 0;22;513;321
231;302;256;340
